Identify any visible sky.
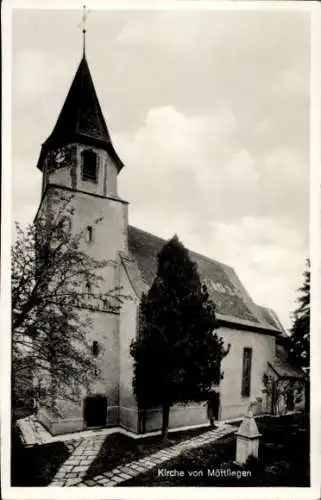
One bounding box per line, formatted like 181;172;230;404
11;5;310;329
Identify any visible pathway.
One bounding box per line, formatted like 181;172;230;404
50;423;237;487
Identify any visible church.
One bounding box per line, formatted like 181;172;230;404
34;51;305;436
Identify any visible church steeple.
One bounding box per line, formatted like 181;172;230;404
37;55;123;172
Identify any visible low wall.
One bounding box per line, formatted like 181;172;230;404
119;406;138;432
38;405;120;436
143;403;208;433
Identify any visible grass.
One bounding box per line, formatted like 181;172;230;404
12;413;309;487
83;425;214;480
11;424;72;486
11;421;214;486
122;413;310;487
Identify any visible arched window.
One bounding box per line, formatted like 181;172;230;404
82;150;98;182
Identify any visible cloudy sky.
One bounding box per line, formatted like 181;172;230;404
11;5;310;329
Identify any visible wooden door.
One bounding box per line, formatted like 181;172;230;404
84;394;107;428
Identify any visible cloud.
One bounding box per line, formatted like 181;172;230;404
13;49;71;101
117;12;212;54
117;10;309;60
204;217;307;329
12;154;42;228
280;66;308;96
11;10;309;332
117;105;308;228
226;150;259;187
115;105;308;328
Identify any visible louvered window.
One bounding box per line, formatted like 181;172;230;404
82;150;98;182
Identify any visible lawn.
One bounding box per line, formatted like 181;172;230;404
11;424;74;486
11;421;213;486
12;413;309;487
122;413;310;487
83;425;214;481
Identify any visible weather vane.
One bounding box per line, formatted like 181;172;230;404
81;4;89;56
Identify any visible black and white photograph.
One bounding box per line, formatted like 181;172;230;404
2;0;320;497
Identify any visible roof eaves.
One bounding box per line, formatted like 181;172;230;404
268;361;305;380
217;314;280;335
128;225;231;271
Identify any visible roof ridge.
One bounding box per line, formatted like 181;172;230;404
128;225;234;271
127;226;283;332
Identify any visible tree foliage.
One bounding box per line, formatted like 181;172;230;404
262;373;304;415
12;189;128;415
288;259;310;370
130;235;229;437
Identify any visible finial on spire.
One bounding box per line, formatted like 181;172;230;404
82;4;87;56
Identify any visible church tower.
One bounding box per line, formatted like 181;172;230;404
37;55;124;198
36;53;128;261
36;53;129;434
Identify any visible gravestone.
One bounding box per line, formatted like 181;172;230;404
235;409;262;466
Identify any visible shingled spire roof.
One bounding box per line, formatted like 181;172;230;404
37;56;123;171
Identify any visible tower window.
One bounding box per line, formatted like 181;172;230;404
82;150;98;182
86;226;93;242
92;341;99;357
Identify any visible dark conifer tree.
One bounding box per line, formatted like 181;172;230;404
130;235;229;439
288;259;310;413
289;259;310;370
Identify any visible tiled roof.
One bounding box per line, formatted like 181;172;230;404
268;360;305;379
119;251;149;298
37;56;123;172
126;226;280;333
262;311;305;379
257;305;288;335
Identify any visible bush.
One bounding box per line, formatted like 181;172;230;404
245;454;258;469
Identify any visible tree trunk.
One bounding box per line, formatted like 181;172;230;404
142;409;147;434
271;380;277;415
162;403;170;441
49;361;58;415
138;408;147;434
304;378;310;414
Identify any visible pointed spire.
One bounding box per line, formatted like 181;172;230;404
38;56;123;172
